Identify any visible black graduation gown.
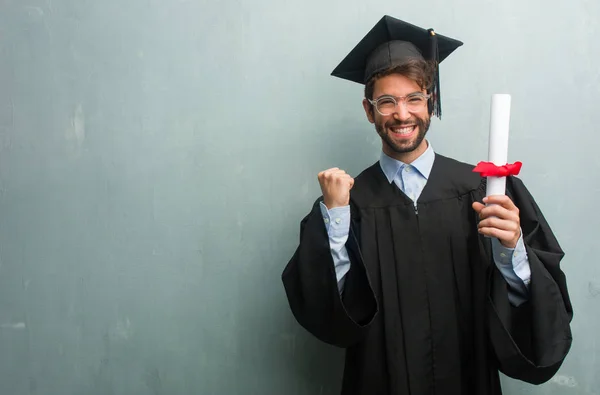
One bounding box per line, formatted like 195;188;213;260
281;153;572;395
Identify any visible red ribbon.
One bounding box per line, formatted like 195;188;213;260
472;161;522;177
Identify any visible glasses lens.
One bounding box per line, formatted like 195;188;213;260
406;94;427;112
376;97;397;115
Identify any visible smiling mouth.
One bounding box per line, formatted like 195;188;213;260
389;125;416;137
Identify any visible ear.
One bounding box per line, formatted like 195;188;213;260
362;99;375;124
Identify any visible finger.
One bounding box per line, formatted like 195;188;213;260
319;167;340;177
478;216;519;232
321;171;338;182
333;176;352;187
480;204;519;222
478;227;515;244
331;170;348;177
483;195;518;211
327;171;350;180
338;174;353;182
320;167;339;174
472;202;485;213
328;170;350;180
325;169;348;179
336;177;354;191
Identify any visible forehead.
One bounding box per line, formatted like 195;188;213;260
372;73;423;97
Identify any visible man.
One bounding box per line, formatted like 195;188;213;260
281;15;572;395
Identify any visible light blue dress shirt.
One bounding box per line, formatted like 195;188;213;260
319;142;531;306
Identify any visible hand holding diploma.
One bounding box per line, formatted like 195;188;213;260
472;94;522;248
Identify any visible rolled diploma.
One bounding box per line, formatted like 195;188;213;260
486;94;511;197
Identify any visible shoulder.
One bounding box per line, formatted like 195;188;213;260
433;153;478;176
350;162;395;208
425;153;486;199
354;162;384;189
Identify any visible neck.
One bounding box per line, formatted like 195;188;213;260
383;139;428;164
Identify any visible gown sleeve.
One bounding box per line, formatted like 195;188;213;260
482;176;573;384
281;198;378;348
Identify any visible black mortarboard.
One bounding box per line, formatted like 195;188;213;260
331;15;463;117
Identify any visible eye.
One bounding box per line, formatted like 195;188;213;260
407;94;426;103
377;97;396;108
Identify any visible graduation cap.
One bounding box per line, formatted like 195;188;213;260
331;15;463;118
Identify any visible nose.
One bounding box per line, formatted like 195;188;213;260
393;101;412;121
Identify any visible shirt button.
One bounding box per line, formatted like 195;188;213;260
335;218;341;224
324;218;330;224
500;252;507;258
405;166;411;172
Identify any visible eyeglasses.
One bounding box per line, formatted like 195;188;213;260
368;92;430;116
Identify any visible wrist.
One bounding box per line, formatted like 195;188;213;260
499;233;520;249
324;198;348;209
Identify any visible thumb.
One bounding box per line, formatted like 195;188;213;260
472;201;485;213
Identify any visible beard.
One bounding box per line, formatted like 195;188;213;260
375;115;431;154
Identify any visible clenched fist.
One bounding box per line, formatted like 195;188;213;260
318;168;354;209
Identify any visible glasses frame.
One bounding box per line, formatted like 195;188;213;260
368;92;431;116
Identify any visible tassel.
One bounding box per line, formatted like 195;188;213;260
427;29;441;118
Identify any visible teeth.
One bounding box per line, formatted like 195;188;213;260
392;126;415;134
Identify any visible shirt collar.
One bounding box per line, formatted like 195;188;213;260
379;140;435;184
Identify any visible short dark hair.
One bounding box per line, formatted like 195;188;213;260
364;58;437;100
